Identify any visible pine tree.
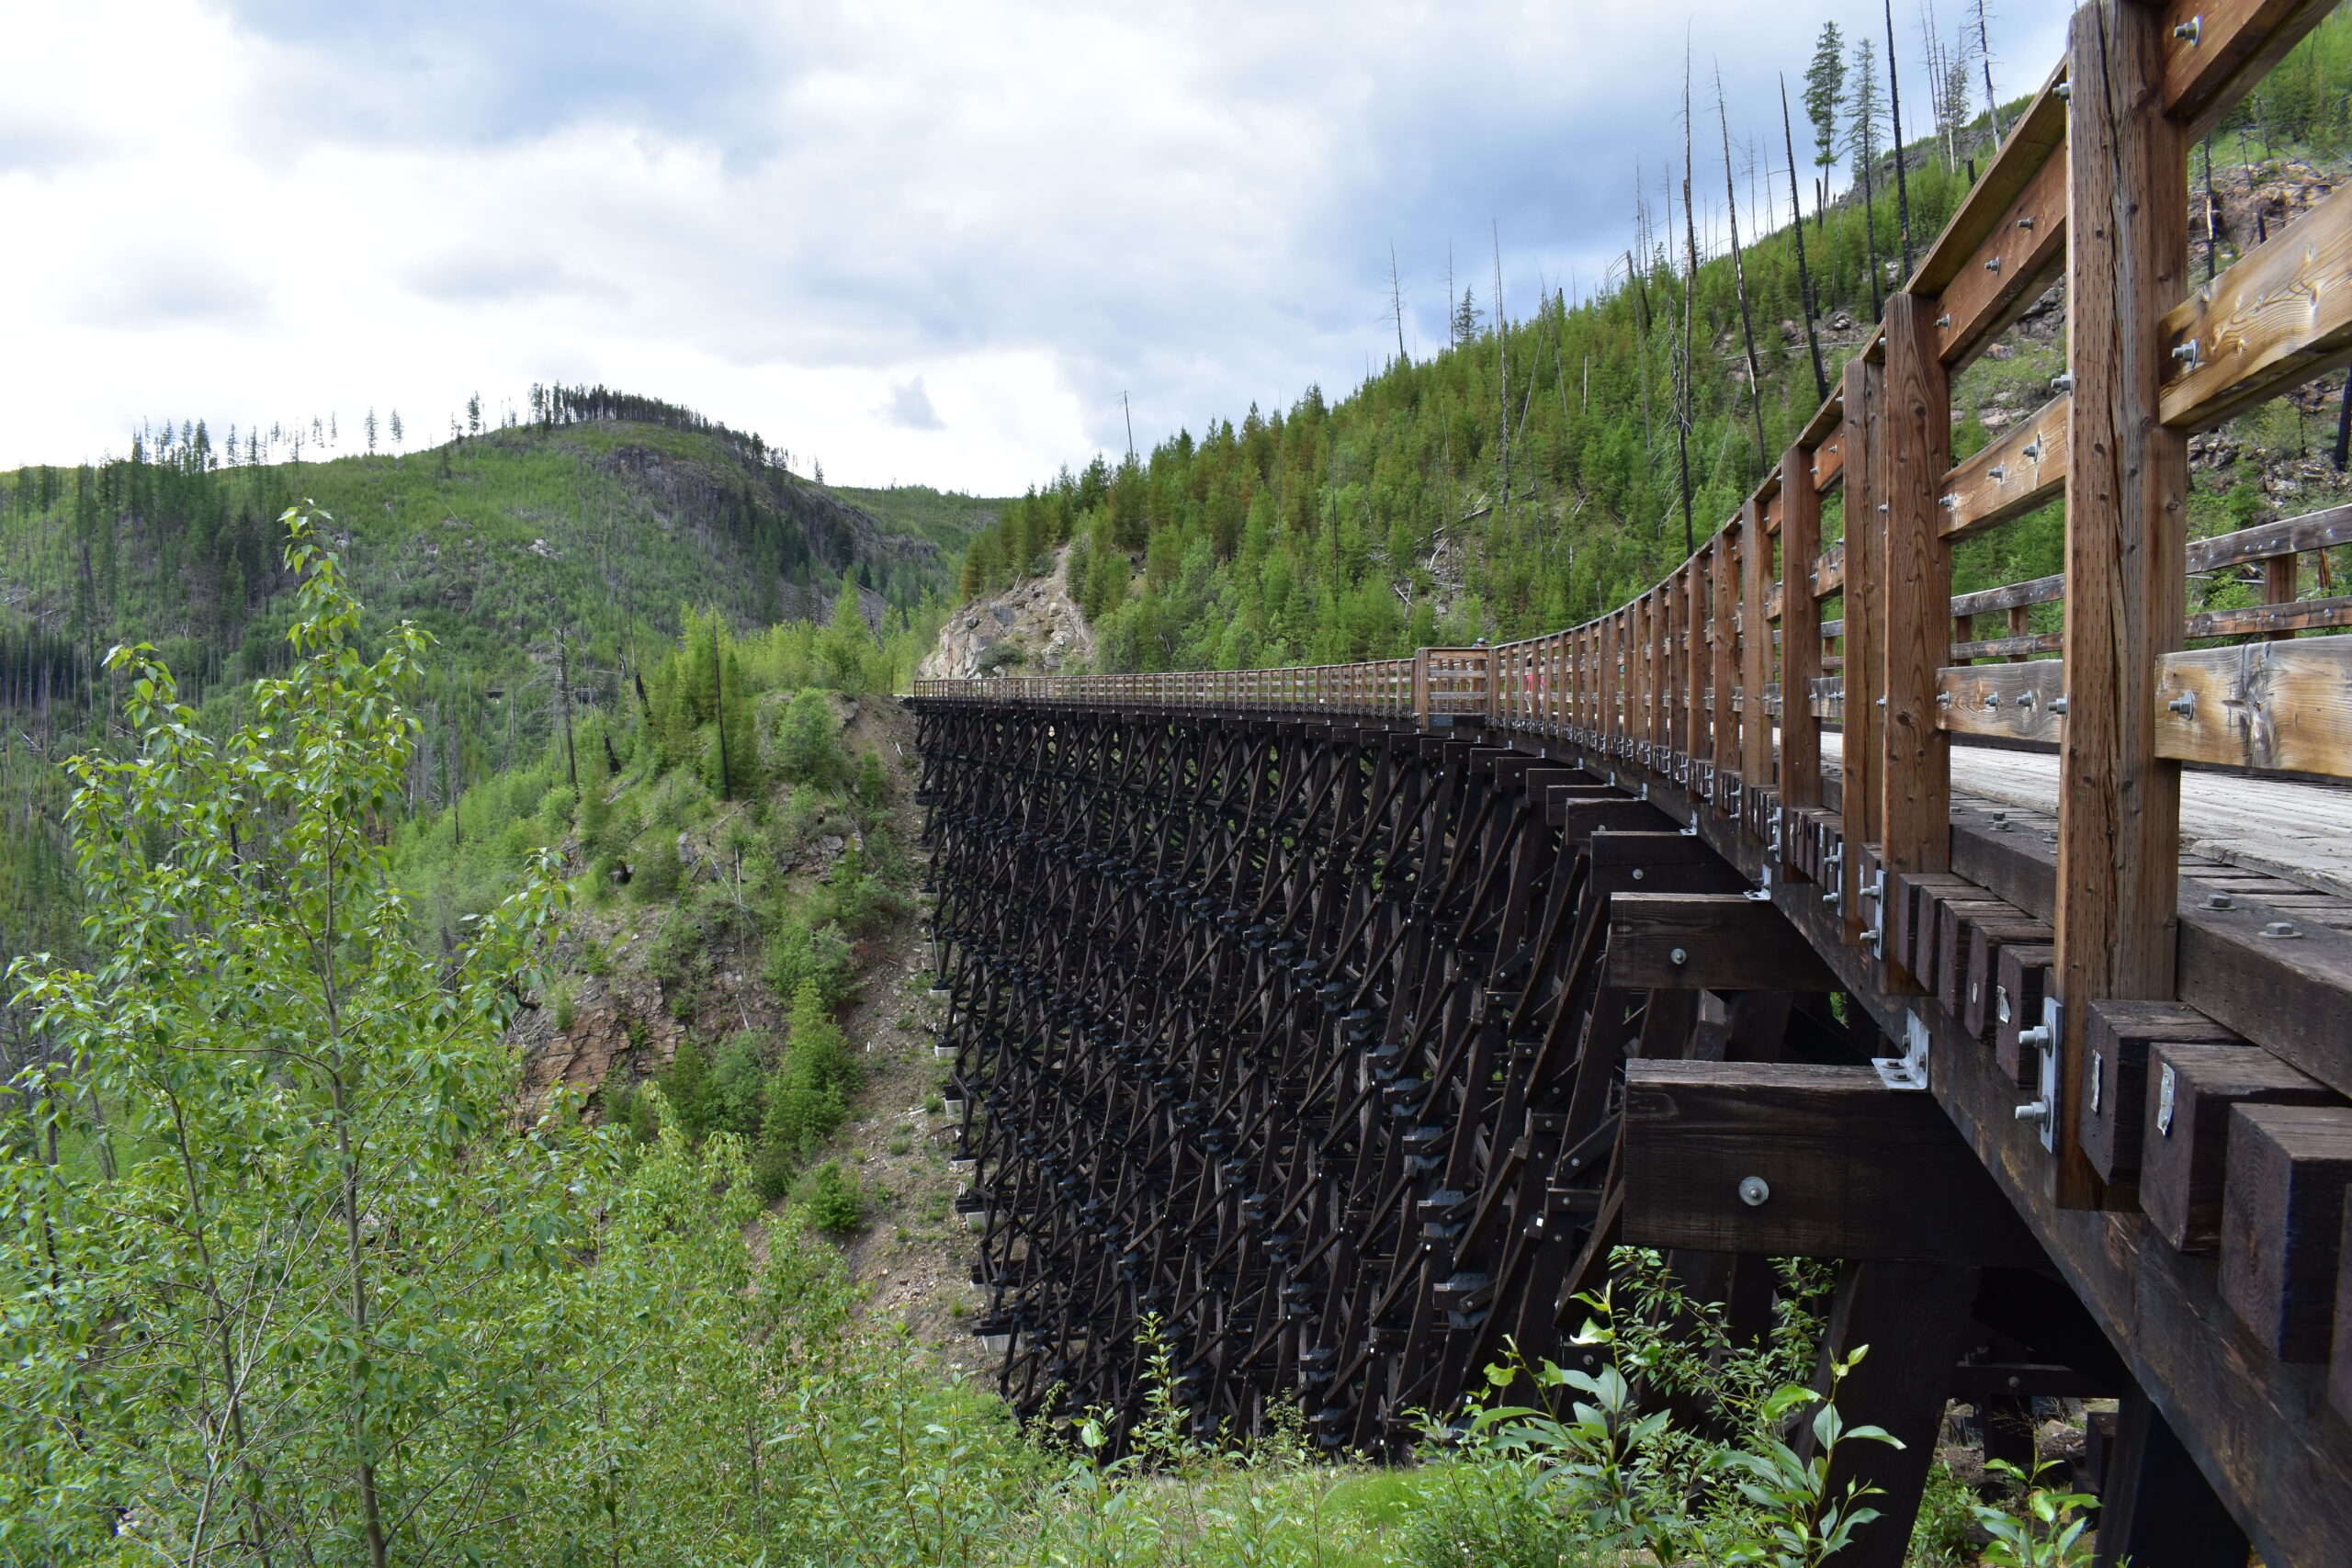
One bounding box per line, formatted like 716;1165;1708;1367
1846;36;1887;317
389;409;403;448
365;407;379;455
1451;288;1481;347
1804;21;1848;215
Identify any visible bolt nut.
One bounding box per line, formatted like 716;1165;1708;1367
1669;947;1688;965
2264;920;2303;939
2205;892;2233;910
1737;1176;1770;1207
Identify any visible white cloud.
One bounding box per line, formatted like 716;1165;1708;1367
2;0;2069;491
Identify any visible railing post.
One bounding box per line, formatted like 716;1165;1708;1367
1711;535;1737;811
1681;562;1704;773
1879;289;1956;991
2057;0;2187;1208
1781;437;1825;814
1741;496;1772;792
1412;648;1430;728
1840;352;1885;949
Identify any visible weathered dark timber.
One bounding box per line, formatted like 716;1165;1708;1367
2221;1104;2352;1359
1605;894;1842;992
2077;1001;2242;1187
2142;1041;2336;1253
1621;1062;2041;1265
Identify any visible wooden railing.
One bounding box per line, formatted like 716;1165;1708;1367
913;2;2352;1212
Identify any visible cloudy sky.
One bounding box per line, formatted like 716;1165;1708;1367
3;1;2066;493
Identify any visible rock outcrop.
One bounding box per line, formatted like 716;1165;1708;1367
919;545;1095;681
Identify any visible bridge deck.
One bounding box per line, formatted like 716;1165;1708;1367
1827;735;2352;903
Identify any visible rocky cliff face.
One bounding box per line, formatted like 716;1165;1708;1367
919;546;1094;681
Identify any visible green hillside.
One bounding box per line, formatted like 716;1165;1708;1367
956;13;2352;673
0;394;968;962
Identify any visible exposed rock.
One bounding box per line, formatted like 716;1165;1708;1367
919;543;1097;681
515;985;684;1119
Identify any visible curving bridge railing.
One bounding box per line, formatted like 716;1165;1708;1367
914;8;2352;1564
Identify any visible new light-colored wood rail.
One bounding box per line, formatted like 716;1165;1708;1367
915;6;2352;1562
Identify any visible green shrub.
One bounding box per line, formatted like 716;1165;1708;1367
774;689;845;786
801;1160;866;1235
762;913;854;1007
626;1081;658;1145
662;1034;714;1143
855;747;888;806
539;784;578;831
708;1031;770;1141
760;981;860;1164
631;835;682;902
552;985;575;1032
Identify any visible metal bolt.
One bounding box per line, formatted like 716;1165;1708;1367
2052;373;2075;391
2168;692;2196;716
1937;692;1953;706
2016;1099;2052;1122
1936;312;1952;328
1632;867;1645;880
2175;16;2201;43
2051;695;2069;714
1989;464;2007;483
2022;440;2042;460
2264;920;2303;939
1669;947;1688;965
2205;892;2234;910
2018;215;2038;231
1984;255;2004;274
1737;1176;1771;1207
2019;1024;2053;1050
2055;81;2072;100
2172;341;2201;367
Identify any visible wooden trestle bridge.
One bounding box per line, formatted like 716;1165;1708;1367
910;6;2352;1563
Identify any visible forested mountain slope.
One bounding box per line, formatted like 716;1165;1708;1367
0;394;980;959
953;13;2352;675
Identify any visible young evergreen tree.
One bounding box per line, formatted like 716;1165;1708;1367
1846;36;1887;317
1805;22;1848;220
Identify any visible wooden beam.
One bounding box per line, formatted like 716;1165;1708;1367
1912;63;2068;300
2162;0;2345;141
1802;1261;1988;1568
2057;0;2189;1210
1781;437;1825;815
1547;793;1674;837
2078;1001;2243;1187
1584;830;1750;897
1965;918;2054;1048
1605;893;1841;993
1935;143;2071;370
2155;638;2352;777
1951;572;2066;618
1621;1062;2042;1265
2091;1386;2254;1568
2221;1102;2352;1359
1712;532;1737;800
1841;354;1885;949
1939;660;2066;742
2186;500;2352;572
2162;182;2352;432
2141;1040;2335;1253
1741;500;1771;789
1879;294;1955;987
1941;395;2068;540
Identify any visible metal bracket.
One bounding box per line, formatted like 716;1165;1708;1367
1744;865;1774;902
1872;1010;1930;1091
1864;869;1887;958
2013;997;2064;1153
